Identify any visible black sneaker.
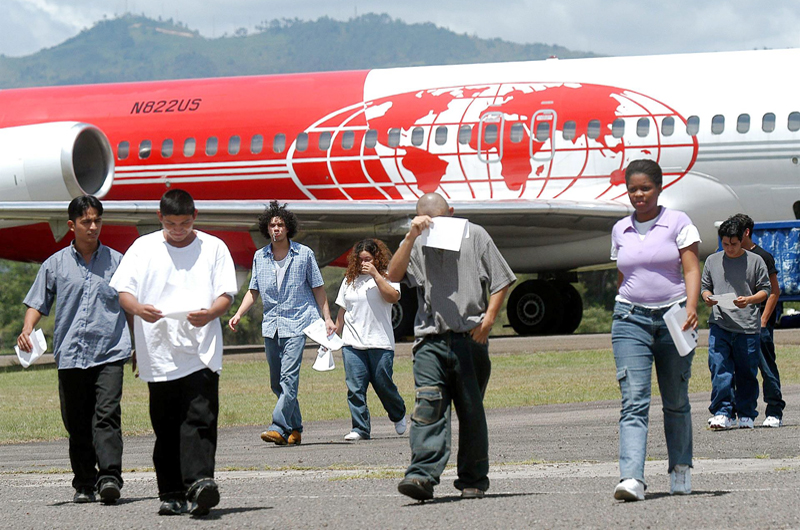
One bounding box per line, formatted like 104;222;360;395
98;479;121;505
460;487;485;499
158;498;188;516
73;488;96;503
188;479;220;516
397;477;434;501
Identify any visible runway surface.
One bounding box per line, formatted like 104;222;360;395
1;334;799;528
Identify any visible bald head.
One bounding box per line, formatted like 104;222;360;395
416;193;452;217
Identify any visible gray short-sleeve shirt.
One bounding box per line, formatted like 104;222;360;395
404;221;516;336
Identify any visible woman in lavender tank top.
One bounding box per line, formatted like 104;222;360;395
609;160;701;502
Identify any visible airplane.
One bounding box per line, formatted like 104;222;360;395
2;47;800;337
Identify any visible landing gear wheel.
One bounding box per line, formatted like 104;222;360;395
551;280;583;335
507;280;564;336
392;285;418;341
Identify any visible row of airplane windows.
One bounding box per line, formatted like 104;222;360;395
117;112;800;160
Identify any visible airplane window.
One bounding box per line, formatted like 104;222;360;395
762;113;775;133
510;123;524;143
228;136;241;155
138;140;152;160
205;137;218;156
342;131;355;149
737;114;750;134
587;120;601;139
484;124;498;144
251;134;263;154
388;128;401;148
535;122;550;142
686;116;699;136
788;112;800;132
117;141;129;160
458;125;472;145
562;121;576;141
296;133;308;152
183;138;196;157
161;139;173;158
637;118;650;137
661;117;675;137
711;115;724;135
411;127;424;146
611;119;624;139
364;129;378;148
273;133;286;153
435;126;448;146
318;131;332;151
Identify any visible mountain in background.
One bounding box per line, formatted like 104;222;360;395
0;13;599;89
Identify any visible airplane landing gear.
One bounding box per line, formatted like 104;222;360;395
507;279;583;335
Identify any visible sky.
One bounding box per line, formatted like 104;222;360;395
3;0;800;58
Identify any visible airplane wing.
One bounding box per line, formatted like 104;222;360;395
0;198;632;266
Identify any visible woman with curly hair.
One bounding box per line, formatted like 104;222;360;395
335;239;407;441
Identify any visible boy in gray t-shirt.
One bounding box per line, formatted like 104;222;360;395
701;218;770;430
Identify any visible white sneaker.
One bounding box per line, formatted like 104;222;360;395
709;414;736;430
738;417;755;429
394;416;407;435
670;464;691;495
613;478;645;501
763;416;783;428
344;431;363;441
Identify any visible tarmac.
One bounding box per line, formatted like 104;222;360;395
1;333;800;529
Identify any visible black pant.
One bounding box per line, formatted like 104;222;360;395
57;360;125;490
148;368;219;500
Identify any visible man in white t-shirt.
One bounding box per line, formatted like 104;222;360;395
110;189;237;517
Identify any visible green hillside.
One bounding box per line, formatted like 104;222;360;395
0;13;598;88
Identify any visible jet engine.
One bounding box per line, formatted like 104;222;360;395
0;122;114;201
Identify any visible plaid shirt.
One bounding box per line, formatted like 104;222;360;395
250;241;324;338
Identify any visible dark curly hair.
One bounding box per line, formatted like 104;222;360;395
258;200;298;240
344;239;392;285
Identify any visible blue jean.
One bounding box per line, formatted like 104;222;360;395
708;324;760;420
611;302;694;486
759;325;785;418
264;335;306;438
342;346;406;438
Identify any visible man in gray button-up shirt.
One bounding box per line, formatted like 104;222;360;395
17;196;131;505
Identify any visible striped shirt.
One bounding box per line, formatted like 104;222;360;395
250;241;324;338
404;221;516;336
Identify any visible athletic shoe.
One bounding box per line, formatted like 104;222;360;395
709;414;736;430
98;479;121;505
397;477;434;501
344;431;363;441
73;488;96;503
738;417;755;429
188;478;220;517
763;416;783;428
287;430;302;445
670;464;691;495
260;430;287;445
707;416;714;426
613;478;645;501
461;488;485;499
158;498;187;515
394;416;408;435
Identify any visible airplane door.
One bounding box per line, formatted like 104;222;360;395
531;110;557;162
477;111;504;164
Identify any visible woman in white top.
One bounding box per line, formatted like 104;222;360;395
335;239;407;441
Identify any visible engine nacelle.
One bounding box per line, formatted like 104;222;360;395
0;122;114;201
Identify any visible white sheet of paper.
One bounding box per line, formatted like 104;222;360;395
708;293;738;310
14;328;47;368
302;319;344;351
312;346;336;372
419;217;468;252
663;304;698;357
160;309;200;320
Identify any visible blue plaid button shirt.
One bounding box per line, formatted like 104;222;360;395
250;241;324;338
